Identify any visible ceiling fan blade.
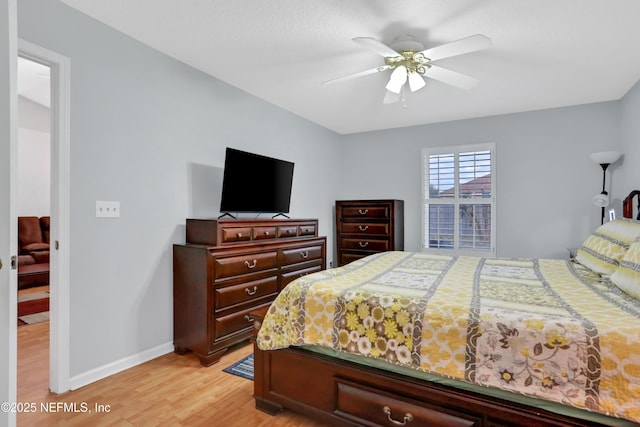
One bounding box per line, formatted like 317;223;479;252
408;72;426;92
423;65;478;89
322;65;392;85
352;37;401;58
383;89;401;104
418;34;492;62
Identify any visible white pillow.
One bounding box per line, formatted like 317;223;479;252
575;219;640;276
610;237;640;299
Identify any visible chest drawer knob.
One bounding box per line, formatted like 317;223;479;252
358;241;369;248
383;406;413;426
358;225;369;231
245;286;258;296
237;232;243;238
358;209;369;215
300;250;309;259
244;259;257;269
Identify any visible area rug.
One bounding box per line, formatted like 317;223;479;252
17;291;50;326
223;353;254;380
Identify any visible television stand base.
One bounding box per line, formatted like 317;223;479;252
271;213;290;219
217;212;237;220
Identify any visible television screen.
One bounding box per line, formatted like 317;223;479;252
220;148;295;214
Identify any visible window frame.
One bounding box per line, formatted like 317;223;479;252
421;142;496;257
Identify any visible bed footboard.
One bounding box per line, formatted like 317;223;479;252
251;314;615;427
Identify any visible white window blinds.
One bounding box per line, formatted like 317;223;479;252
422;143;496;256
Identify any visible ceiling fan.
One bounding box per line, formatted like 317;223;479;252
323;34;492;104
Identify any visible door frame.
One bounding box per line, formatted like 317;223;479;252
1;1;18;425
17;39;70;394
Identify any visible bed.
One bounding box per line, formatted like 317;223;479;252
252;190;640;427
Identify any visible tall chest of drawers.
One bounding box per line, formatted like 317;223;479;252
173;218;326;366
335;200;404;266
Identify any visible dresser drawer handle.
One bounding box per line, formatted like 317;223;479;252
358;241;369;248
358;209;369;215
244;260;257;269
264;231;270;236
358;225;369;231
383;406;413;426
243;314;254;322
236;232;243;238
245;286;258;296
300;251;309;259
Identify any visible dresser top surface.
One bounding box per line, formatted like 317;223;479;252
187;218;318;225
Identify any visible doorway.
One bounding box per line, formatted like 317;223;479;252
16;55;51;399
16;40;70;394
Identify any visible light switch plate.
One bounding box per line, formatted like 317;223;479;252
96;201;120;217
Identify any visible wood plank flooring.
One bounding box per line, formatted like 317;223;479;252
17;322;328;426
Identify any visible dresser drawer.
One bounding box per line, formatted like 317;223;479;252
341;223;390;235
281;263;323;288
252;226;277;241
335;380;479;427
214;251;278;279
278;225;298;238
215;276;278;310
214;302;272;340
339;252;369;266
281;244;323;266
340;238;389;252
298;223;316;236
341;205;389;219
220;226;252;243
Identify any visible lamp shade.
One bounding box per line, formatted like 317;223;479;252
590;151;621;165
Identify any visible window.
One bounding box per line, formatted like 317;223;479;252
421;143;496;256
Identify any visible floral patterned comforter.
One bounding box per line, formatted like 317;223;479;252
257;251;640;423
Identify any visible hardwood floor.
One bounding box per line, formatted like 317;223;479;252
17;323;328;426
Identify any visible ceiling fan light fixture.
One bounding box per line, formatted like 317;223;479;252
385;65;408;94
408;72;426;92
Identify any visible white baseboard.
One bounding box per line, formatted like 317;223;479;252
68;341;174;390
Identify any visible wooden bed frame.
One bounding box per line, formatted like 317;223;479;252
623;190;640;220
252;191;640;427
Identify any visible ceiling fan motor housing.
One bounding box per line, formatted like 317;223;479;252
386;35;430;74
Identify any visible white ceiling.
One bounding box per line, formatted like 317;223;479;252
17;56;50;108
58;0;640;135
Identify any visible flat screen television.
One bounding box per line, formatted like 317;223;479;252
219;147;295;216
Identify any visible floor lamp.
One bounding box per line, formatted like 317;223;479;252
590;151;621;224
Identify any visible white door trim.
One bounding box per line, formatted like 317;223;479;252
2;1;18;425
18;39;71;394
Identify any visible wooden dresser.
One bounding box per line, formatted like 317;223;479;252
335;200;404;266
173;218;326;366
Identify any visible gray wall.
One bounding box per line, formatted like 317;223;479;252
619;79;640;204
340;102;622;259
18;0;342;377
